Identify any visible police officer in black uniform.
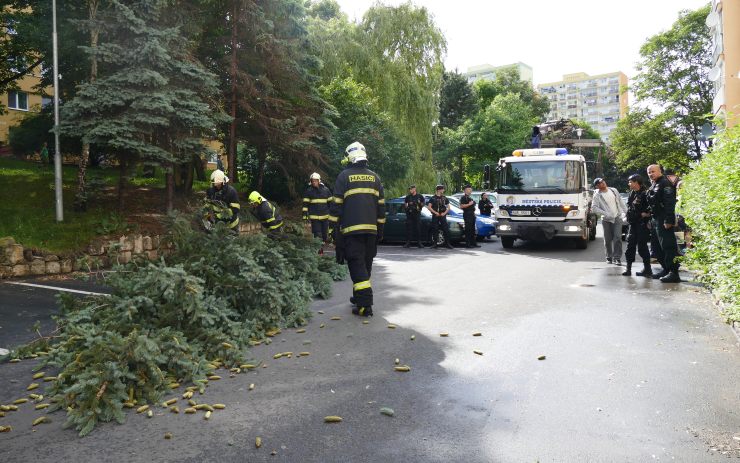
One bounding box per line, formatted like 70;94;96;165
427;185;454;249
302;172;333;243
622;174;652;277
459;184;480;248
478;192;494;216
646;164;680;282
329;141;385;317
403;185;425;248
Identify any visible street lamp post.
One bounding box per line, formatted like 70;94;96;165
52;0;63;222
575;127;583;155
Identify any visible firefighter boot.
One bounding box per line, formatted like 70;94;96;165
651;268;669;279
636;259;653;277
660;270;681;283
622;261;632;276
352;306;373;317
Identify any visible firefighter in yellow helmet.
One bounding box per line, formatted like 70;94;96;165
206;169;240;230
302;172;333;243
248;191;284;233
329;141;385;317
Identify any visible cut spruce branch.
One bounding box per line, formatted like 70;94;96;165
3;216;346;436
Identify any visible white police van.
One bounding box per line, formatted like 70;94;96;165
495;148;597;249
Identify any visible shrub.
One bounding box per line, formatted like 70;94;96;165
680;124;740;322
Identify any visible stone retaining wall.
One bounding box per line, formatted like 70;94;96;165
0;221;264;279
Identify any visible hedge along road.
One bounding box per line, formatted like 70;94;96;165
0;237;739;462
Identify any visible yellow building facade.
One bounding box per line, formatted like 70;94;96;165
0;67;50;145
708;0;740;128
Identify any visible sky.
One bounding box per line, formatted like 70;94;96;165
333;0;710;86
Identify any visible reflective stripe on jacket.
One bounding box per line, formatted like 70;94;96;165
302;184;333;220
254;200;284;230
329;163;384;235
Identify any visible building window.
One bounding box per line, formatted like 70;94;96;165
8;91;29;111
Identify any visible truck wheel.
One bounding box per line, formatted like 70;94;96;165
575;237;588;249
501;237;515;248
589;225;597;241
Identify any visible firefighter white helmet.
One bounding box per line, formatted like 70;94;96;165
309;172;321;181
344;141;367;163
210;169;229;185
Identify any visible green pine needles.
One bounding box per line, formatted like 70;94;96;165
9;218;346;436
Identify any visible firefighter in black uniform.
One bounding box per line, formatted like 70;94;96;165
206;169;240;231
427;185;454;249
403;185;425;248
329;141;384;317
302;172;333;242
459;184;480;248
478;192;494;216
248;191;284;234
622;174;652;277
646;164;680;282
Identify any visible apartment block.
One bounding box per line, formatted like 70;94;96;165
707;0;740;128
537;72;628;144
464;62;534;84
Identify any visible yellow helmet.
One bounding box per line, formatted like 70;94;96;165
248;191;264;204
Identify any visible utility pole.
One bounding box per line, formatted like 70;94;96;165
52;0;63;221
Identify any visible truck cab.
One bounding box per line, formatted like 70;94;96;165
495;148;597;249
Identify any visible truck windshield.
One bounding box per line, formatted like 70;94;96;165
498;160;582;193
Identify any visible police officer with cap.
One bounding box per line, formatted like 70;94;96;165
427;185;454;249
645;164;680;282
459;184;480;248
329;141;385;317
403;184;425;248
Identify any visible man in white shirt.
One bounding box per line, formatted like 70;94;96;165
591;178;627;264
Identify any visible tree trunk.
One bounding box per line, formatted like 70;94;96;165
166;165;174;214
74;0;100;212
193;154;206;181
227;0;239;183
457;151;464;191
184;158;195;194
272;161;296;198
255;146;267;192
117;157;127;211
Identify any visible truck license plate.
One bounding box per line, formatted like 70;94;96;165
511;210;531;216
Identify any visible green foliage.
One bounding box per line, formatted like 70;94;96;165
319;76;413;195
473;68;550;121
10;217;346;436
680;124;740;322
309;2;446;192
611;108;690;173
61;0;227;176
633;4;713;161
436;93;537;189
438;70;478;130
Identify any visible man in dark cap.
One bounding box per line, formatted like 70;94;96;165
403;185;425;248
459;184;480;248
426;185;454;249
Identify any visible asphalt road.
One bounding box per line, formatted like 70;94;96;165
1;235;739;462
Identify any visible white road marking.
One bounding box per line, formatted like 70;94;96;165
5;281;110;296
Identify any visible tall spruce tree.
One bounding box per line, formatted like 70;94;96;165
438;70;477;130
62;0;226;211
198;0;333;193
